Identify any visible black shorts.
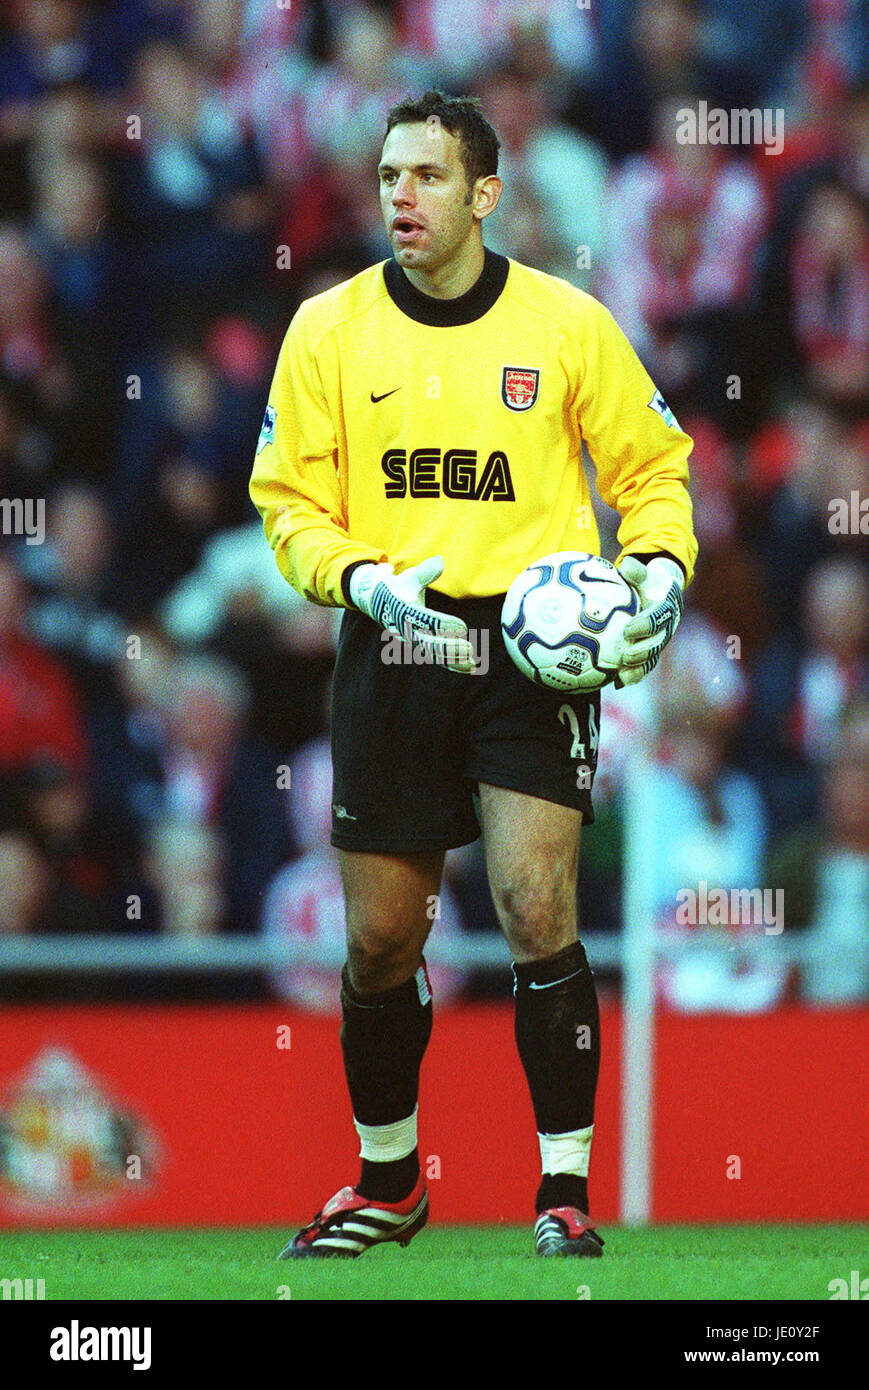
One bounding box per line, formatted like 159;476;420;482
330;592;601;854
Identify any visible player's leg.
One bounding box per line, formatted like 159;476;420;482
340;847;442;1201
478;782;603;1256
280;849;441;1258
285;603;476;1256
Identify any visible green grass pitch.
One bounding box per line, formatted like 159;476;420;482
1;1224;866;1300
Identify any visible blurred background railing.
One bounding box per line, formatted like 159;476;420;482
0;928;848;971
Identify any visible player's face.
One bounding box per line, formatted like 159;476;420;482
378;122;483;273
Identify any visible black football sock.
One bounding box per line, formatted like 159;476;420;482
512;939;601;1216
357;1150;421;1204
340;961;432;1202
536;1171;589;1215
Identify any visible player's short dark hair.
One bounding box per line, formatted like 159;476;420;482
385;90;500;192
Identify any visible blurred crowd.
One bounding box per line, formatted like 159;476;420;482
0;0;866;1008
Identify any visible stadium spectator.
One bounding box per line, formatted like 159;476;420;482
475;63;607;289
143;818;227;937
589;0;757;160
743;555;869;835
31;153;114;314
596;609;749;811
0;224;74;424
28;154;123;475
0;830;51;934
597;91;768;409
23;81;121;193
160;519;309;644
758;80;869;400
85;621;172;831
120;38;268;328
780;0;869;115
648;684;785;1013
744;396;869;620
768;698;869;1003
0;219;109;479
89;652;292;934
16;482;127;714
786;176;869;410
0;550;88;778
397;0;599;90
216;0;316;275
612;0;869;118
673;415;776;663
301;5;427;166
0;370;51;505
206;574;339;757
0;827;97;935
17;754;135;928
110;326;258;608
0;1;130;114
157;511;341;756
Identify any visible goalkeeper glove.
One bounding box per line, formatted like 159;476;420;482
616;555;684;686
348;555;477;674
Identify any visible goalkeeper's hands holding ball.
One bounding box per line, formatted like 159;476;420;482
349;555;477;674
615;555;685;686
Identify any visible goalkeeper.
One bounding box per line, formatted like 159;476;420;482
250;91;697;1259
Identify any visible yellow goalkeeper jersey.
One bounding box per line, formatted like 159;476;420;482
250;250;698;606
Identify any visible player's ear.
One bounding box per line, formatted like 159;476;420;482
472;173;503;222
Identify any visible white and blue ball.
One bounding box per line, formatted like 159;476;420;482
501;551;639;692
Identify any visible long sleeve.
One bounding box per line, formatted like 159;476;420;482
574;296;699;584
249;304;387;607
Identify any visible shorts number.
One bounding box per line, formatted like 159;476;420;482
589;703;599;757
558;702;599;763
558;704;583;757
558;700;600;789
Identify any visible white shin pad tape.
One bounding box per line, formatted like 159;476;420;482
538;1125;594;1178
354;1105;418;1163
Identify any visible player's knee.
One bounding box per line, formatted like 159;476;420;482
492;872;577;959
346;921;415;991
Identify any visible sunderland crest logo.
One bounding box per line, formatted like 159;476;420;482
0;1047;160;1215
501;367;540;411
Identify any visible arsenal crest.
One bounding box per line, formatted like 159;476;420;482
501;366;540;411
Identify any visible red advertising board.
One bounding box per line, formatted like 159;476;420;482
0;1004;865;1227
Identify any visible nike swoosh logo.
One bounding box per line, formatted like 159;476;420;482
528;971;582;990
370;388;401;403
577;569;623;587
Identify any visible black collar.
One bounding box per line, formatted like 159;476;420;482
383;248;509;326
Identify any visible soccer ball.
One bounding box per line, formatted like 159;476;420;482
501;551;639;692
